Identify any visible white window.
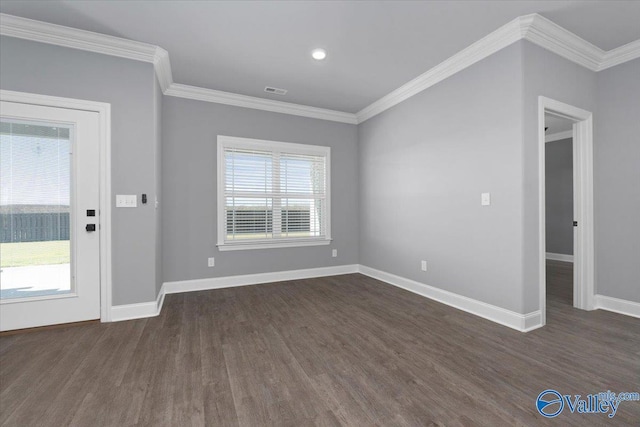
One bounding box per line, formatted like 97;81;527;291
217;135;331;251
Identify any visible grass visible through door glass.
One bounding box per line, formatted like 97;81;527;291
0;240;70;267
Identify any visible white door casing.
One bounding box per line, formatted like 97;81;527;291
538;96;595;327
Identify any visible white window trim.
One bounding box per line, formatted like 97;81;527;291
217;135;331;251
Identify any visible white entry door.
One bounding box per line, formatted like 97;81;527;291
0;101;101;331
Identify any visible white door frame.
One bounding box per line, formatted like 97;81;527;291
538;96;594;326
0;89;112;322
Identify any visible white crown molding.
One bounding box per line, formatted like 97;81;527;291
0;13;174;93
357;13;639;123
165;83;358;124
0;13;355;124
0;13;356;124
356;15;525;123
598;39;640;71
545;130;573;143
153;47;173;92
0;13;160;64
522;13;603;72
2;12;638;125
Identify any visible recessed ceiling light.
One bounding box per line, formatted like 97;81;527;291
311;48;327;61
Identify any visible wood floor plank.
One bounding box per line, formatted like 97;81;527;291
1;262;638;426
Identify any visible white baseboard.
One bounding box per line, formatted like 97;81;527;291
546;252;574;262
522;311;544;332
110;263;551;332
163;264;359;294
110;264;358;321
594;294;640;318
111;283;165;322
358;265;542;332
111;301;159;322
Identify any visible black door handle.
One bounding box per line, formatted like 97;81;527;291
86;224;96;232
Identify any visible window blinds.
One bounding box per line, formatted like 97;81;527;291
220;138;329;247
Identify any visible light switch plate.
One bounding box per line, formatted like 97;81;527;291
116;194;137;208
481;192;491;206
332;249;338;258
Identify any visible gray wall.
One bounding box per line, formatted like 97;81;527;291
4;34;636;310
0;36;161;305
595;58;640;303
545;138;573;255
161;96;358;283
358;42;525;312
521;41;597;312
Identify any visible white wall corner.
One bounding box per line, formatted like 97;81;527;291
357;265;539;332
594;295;640;318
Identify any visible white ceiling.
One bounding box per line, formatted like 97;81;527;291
1;1;639;113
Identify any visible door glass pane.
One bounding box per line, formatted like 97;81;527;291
0;120;73;300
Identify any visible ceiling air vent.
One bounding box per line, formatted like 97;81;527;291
264;86;288;95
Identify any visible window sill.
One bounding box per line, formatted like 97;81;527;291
217;238;331;251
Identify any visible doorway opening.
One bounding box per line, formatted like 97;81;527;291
544;113;575;313
538;97;594;327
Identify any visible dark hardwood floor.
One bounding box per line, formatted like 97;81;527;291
1;263;638;426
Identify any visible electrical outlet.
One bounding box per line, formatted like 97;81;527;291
332;249;338;258
208;257;215;267
421;260;427;271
